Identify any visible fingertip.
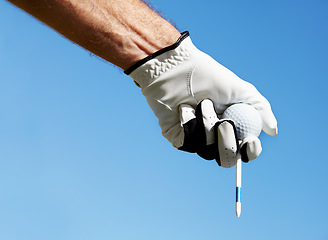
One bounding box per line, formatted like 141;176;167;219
263;120;278;136
179;104;196;124
272;126;278;136
240;136;262;162
258;103;278;136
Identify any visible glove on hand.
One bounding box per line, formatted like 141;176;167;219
125;32;277;168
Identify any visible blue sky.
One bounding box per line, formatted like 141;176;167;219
0;0;327;239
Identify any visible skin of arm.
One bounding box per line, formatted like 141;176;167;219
7;0;181;70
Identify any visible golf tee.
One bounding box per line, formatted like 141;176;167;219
236;157;242;218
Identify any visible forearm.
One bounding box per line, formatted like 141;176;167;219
7;0;180;70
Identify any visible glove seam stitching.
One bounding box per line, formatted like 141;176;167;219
186;65;196;99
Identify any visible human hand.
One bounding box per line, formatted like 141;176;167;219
125;32;277;168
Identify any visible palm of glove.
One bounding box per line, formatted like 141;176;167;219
127;32;277;168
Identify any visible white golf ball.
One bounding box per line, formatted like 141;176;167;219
222;104;262;139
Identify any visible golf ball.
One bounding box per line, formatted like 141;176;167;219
222;104;262;139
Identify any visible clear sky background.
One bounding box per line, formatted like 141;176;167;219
0;0;327;239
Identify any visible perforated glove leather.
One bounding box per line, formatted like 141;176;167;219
125;32;277;168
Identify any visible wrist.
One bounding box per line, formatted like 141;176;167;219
122;28;181;71
125;31;191;75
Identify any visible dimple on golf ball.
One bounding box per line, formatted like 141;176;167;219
222;104;262;139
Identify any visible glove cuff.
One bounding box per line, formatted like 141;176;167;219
124;31;197;88
124;31;190;75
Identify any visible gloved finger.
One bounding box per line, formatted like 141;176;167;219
196;99;219;145
255;97;278;137
179;104;198;153
240;136;262;163
195;99;220;160
215;120;239;168
178;99;220;160
180;104;196;125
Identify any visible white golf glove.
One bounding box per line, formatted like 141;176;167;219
125;32;277;168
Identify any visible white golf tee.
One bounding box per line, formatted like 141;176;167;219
236;156;242;218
